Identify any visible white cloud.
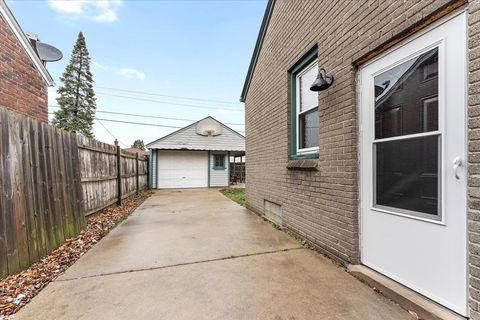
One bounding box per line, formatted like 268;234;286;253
119;68;146;81
92;61;108;70
93;10;117;23
49;0;83;13
93;61;146;81
48;0;123;23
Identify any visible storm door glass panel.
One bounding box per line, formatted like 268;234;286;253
375;136;440;216
373;47;441;219
375;48;438;139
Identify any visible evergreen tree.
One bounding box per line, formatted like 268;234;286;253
52;32;96;137
132;139;145;150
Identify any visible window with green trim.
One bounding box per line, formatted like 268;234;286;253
289;46;320;160
213;154;225;170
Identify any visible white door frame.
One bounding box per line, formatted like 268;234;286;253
358;10;468;316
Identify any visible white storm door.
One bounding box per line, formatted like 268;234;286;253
157;151;208;189
359;12;467;315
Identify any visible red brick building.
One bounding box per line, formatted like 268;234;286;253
0;0;53;122
242;0;479;318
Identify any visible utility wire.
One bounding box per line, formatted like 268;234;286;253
47;112;246;132
96;119;129;148
96;117;183;129
47;113;245;133
48;112;145;146
94;91;243;111
48;105;245;126
94;85;241;106
96;117;245;133
94;117;245;133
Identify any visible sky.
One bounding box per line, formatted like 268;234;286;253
7;0;266;148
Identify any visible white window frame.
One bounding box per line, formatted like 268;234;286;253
295;61;319;155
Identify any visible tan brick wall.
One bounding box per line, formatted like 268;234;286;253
0;14;48;122
469;0;480;318
246;0;480;316
244;0;454;266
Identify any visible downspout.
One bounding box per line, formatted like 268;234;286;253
155;150;158;189
208;151;211;188
149;149;153;188
227;151;230;186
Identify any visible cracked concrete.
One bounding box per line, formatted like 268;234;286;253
15;189;412;320
55;247;304;282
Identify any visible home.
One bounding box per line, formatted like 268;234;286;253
123;147;149;157
0;0;54;122
241;0;477;318
147;117;245;189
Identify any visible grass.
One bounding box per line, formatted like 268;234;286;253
221;188;245;206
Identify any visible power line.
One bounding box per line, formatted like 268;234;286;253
47;113;245;133
96;117;183;129
48;112;186;130
94;85;241;106
97;117;245;133
96;117;245;133
96;119;128;148
48;105;245;126
94;91;243;111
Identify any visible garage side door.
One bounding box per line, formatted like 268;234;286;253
157;150;208;189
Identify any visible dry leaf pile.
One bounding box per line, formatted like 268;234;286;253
0;190;153;317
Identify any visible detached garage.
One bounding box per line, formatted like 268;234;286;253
147;117;245;189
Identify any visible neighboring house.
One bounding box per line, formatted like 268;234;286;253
241;0;478;318
123;147;149;157
147;117;245;189
0;0;54;122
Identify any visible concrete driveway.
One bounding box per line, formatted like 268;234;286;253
16;189;411;320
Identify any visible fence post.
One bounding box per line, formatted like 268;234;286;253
116;146;122;206
136;153;139;195
240;157;243;183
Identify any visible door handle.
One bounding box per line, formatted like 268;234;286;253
453;157;462;180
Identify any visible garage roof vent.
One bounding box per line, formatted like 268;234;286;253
196;118;222;136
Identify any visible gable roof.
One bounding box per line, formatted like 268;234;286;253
0;0;54;85
240;0;275;102
123;147;149;156
146;116;245;152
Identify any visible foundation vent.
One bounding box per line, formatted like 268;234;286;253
264;200;282;226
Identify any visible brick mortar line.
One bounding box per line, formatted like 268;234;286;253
54;246;305;282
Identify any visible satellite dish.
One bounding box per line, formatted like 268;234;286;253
36;42;63;62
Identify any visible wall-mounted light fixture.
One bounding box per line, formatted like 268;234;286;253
310;68;334;91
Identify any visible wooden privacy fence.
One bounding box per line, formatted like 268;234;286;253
77;136;149;216
0;107;85;278
0;106;149;278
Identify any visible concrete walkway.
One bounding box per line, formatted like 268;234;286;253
16;189;412;320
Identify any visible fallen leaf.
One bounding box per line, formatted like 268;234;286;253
0;190;153;316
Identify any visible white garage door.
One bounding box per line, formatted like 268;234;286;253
157;150;208;189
